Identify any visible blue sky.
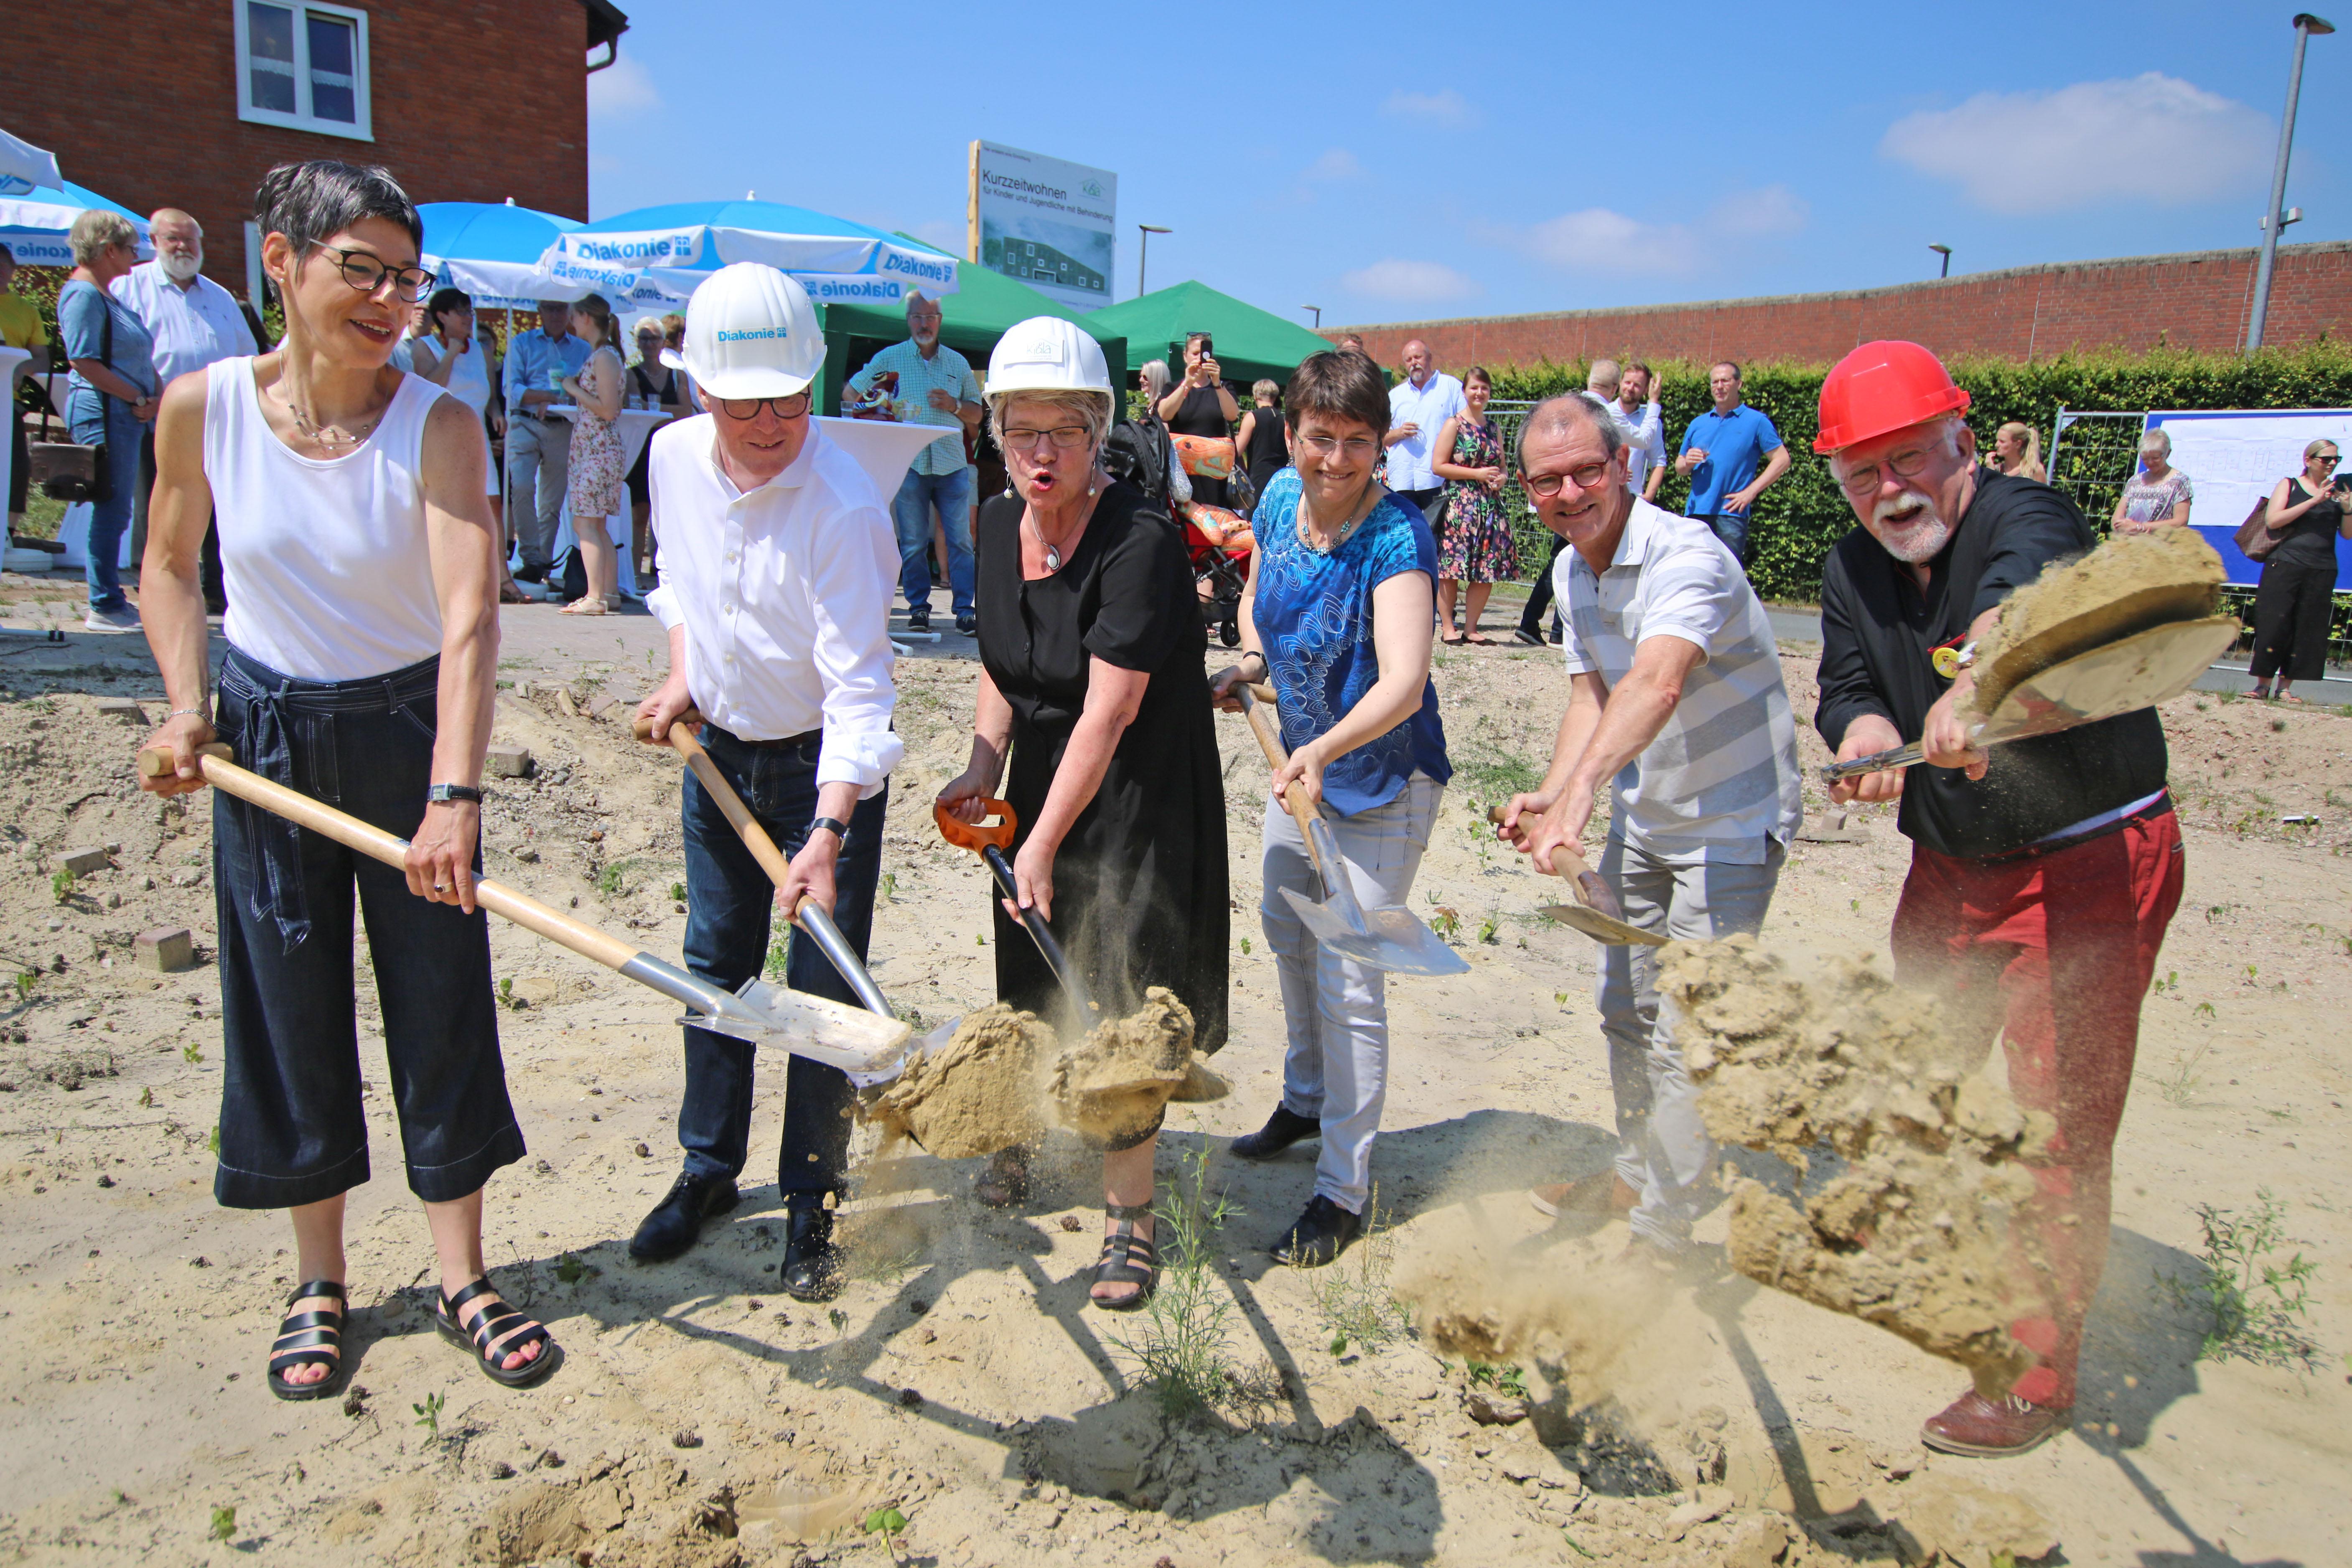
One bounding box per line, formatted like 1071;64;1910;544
587;0;2344;330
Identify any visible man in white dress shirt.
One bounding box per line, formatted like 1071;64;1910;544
629;264;902;1299
113;209;258;611
1383;339;1466;530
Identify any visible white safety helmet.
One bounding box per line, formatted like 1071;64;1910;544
664;262;824;400
986;316;1112;398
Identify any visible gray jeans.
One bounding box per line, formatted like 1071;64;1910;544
504;413;569;570
1260;773;1443;1214
1595;832;1784;1250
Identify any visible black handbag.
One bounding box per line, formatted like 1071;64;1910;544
28;288;114;503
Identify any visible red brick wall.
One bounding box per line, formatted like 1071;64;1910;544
3;0;591;296
1335;242;2352;372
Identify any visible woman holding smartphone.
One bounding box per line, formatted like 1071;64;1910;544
2250;439;2350;703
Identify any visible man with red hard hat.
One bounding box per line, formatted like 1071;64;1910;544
1813;340;2183;1459
1815;339;2182;1457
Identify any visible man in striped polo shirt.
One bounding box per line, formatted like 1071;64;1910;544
1500;392;1804;1263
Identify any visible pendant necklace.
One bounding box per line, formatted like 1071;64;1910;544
277;379;380;453
1027;473;1103;572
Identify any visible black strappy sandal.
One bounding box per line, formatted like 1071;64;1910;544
267;1278;348;1402
434;1276;558;1388
1090;1203;1159;1312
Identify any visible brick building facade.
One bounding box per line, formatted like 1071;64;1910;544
3;0;626;300
1335;240;2352;372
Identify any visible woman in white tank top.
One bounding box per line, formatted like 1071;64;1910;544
407;285;499;500
136;159;555;1402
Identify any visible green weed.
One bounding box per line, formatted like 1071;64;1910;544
1452;748;1541;798
182;1041;201;1064
878;872;896;902
1310;1189;1412;1357
2193;1000;2217;1019
2153;1043;2209;1107
2151;970;2178;995
1428;905;1460;939
1466;1359;1530;1399
208;1504;236;1543
13;970;34;1001
206;1125;219;1155
50;868;74;904
413;1389;445;1443
1109;1140;1242;1422
594;863;625;897
1476;915;1499;945
1240;936;1252;955
765;941;791;979
863;1505;909;1560
2158;1190;2322;1369
669;881;688;902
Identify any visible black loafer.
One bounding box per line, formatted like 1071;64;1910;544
780;1199;843;1302
629;1170;739;1263
1229;1105;1319;1161
512;563;548;585
1271;1195;1363;1268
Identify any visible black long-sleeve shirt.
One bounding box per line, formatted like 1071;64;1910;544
1815;468;2169;860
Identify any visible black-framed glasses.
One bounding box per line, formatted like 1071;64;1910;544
714;392;812;421
317;246;435;303
1834;445;1938;498
1524;461;1614;497
1001;425;1092;452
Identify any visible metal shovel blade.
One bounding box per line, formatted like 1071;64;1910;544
1539;903;1669;947
1281;886;1471;976
685;975;914;1078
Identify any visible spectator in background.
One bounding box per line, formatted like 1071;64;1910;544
500;298;589;583
1991;421;2046;482
2249;439;2349;704
1674;361;1788;569
1384;339;1465;535
404;288;507;589
1430;366;1516;643
1158;331;1240;507
114;208;258;614
559;293;627;616
60;209;158;632
1615;361;1668;501
2109;429;2191;534
0;249;53;536
625;319;692;584
842;292;984;635
1238;378;1290;500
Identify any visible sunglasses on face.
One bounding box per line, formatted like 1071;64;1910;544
715;392;811;420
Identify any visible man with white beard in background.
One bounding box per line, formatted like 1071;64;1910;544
114;208;257;612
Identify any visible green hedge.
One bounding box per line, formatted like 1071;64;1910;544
1488;343;2352;605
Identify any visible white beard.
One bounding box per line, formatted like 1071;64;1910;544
1873;494;1950;563
161;252;203;284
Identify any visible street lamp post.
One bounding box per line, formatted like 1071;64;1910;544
1137;224;1171;299
1302;305;1322;328
1928;244;1952;279
2247;12;2335;351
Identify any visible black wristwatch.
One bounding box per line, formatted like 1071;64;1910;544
808;815;851;843
427;784;484;806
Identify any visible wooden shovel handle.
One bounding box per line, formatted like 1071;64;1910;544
1239;687;1323;850
137;743;639;971
637;715;802;904
1484;801;1621;914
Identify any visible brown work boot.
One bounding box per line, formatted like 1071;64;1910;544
1919;1389;2070;1457
1529;1171;1639;1219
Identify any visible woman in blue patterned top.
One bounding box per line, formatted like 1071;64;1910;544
1210;349;1450;1268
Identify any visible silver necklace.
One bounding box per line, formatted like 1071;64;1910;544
1026;478;1102;571
1296;481;1377;555
279;382;381;453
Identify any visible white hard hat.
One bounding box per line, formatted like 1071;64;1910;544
986;316;1111;398
664;262;823;400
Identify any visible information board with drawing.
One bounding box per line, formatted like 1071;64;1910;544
967;140;1116;312
2145;408;2352;590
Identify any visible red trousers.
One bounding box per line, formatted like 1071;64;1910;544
1890;808;2184;1408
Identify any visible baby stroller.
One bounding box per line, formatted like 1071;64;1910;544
1169;434;1255;648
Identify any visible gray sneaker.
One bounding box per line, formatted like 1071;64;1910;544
83;603;142;633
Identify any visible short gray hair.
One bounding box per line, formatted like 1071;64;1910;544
1515;392;1621;471
2140;428;2171;456
70;209;137;267
987;388;1114;453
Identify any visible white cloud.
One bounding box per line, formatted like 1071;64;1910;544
1511;187;1809;275
1340;259;1483;304
1303;148;1364;183
1880;73;2270;214
1383;88;1477;128
1709;184;1808;239
588;55;662;122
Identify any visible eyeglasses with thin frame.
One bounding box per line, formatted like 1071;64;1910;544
1523;461;1615;498
316;245;435;304
1834;444;1939;498
1296;433;1379;461
714;392;812;421
1001;424;1092;452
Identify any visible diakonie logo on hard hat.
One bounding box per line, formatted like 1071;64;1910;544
715;326;789;344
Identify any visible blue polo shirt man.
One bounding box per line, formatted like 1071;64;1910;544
1675;361;1789;569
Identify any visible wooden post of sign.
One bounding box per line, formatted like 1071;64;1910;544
966;141;983;264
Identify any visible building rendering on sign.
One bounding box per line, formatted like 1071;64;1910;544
982;236;1107;297
1;0;629;303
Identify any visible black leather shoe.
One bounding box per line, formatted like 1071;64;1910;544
512;563;548;585
908;604;932;632
1270;1195;1362;1268
955;611;977;635
629;1171;738;1262
780;1199;843;1302
1229;1105;1319;1161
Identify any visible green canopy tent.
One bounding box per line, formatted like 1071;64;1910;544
1081;280;1332;390
815;237;1125;411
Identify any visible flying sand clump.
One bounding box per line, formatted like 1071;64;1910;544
1660;936;2054;1396
1967;525;2223;717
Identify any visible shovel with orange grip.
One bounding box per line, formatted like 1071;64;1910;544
933;796;1097;1021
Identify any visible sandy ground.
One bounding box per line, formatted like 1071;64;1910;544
0;582;2347;1567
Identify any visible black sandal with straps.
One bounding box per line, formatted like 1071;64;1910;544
267;1278;348;1402
433;1276;558;1388
1090;1202;1159;1312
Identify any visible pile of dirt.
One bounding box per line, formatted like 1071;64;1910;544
1969;526;2223;715
862;1003;1054;1159
1660;936;2054;1395
1048;986;1200;1145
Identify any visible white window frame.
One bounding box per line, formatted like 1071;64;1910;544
232;0;373;141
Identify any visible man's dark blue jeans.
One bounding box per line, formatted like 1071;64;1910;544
676;724;887;1199
1699;510;1751;569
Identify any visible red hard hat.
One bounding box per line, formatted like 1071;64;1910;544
1813;340;1971;454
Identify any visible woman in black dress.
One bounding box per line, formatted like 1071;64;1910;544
1237;377;1291;503
1156;331;1240;507
2250;438;2350;703
937;318;1228;1309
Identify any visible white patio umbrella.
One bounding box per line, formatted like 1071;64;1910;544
0;127;62;198
0;182;150;267
532;197;959;308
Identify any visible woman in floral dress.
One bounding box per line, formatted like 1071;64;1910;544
561;293;629;615
1430;367;1517;644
